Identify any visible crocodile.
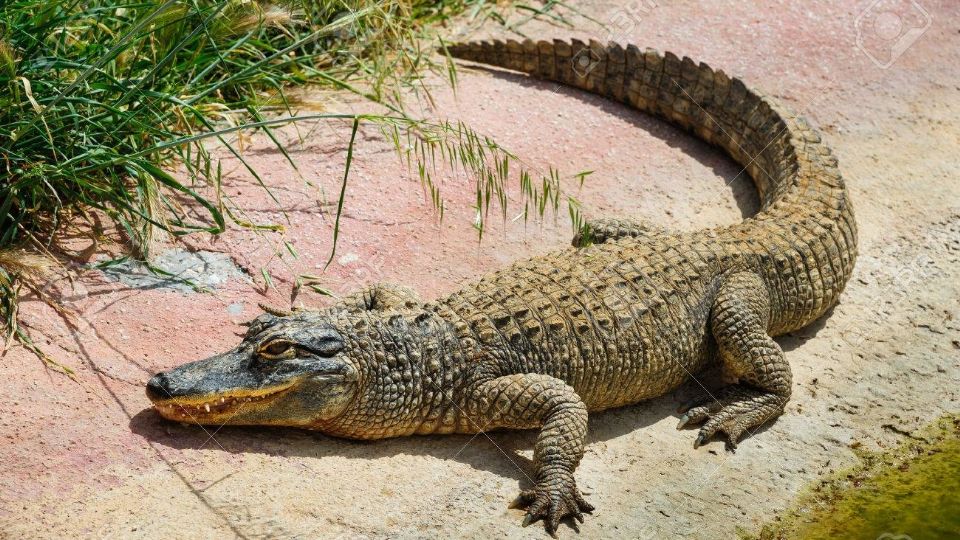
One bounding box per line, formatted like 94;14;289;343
145;39;857;534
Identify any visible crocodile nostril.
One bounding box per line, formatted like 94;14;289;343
145;373;169;401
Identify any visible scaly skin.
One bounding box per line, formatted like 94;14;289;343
147;39;857;534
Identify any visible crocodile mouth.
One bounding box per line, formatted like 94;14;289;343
152;384;293;423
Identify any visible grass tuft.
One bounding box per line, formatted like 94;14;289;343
0;0;590;361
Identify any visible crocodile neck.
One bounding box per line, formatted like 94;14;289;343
447;39;858;335
316;309;477;439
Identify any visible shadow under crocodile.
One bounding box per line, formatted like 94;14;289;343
130;364;777;497
130;390;676;486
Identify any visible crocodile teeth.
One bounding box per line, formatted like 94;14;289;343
204;404;210;412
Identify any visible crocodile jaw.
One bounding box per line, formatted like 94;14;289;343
150;383;295;424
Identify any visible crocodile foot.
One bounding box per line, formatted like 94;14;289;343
511;474;594;535
676;385;787;450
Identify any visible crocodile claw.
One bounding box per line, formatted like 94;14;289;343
513;479;593;535
679;384;787;450
693;433;707;448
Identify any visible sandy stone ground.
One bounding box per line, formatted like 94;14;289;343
2;1;958;538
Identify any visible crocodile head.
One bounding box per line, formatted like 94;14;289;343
146;311;363;428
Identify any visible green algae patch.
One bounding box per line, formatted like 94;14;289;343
751;415;959;540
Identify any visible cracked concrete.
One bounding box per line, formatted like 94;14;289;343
99;249;249;293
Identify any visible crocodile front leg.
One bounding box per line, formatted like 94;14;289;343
468;374;593;534
677;271;792;449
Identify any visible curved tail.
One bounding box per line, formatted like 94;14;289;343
447;39;857;333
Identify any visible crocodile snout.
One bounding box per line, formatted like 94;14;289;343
145;372;169;401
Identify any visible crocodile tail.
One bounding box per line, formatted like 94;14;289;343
446;39;858;333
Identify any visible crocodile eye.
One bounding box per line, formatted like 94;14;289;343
259;340;295;359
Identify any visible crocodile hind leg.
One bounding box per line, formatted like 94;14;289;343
468;374;593;534
571;217;665;247
677;272;792;449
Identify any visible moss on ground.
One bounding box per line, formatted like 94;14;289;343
749;414;959;540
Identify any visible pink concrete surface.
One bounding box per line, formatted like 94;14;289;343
2;1;958;537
